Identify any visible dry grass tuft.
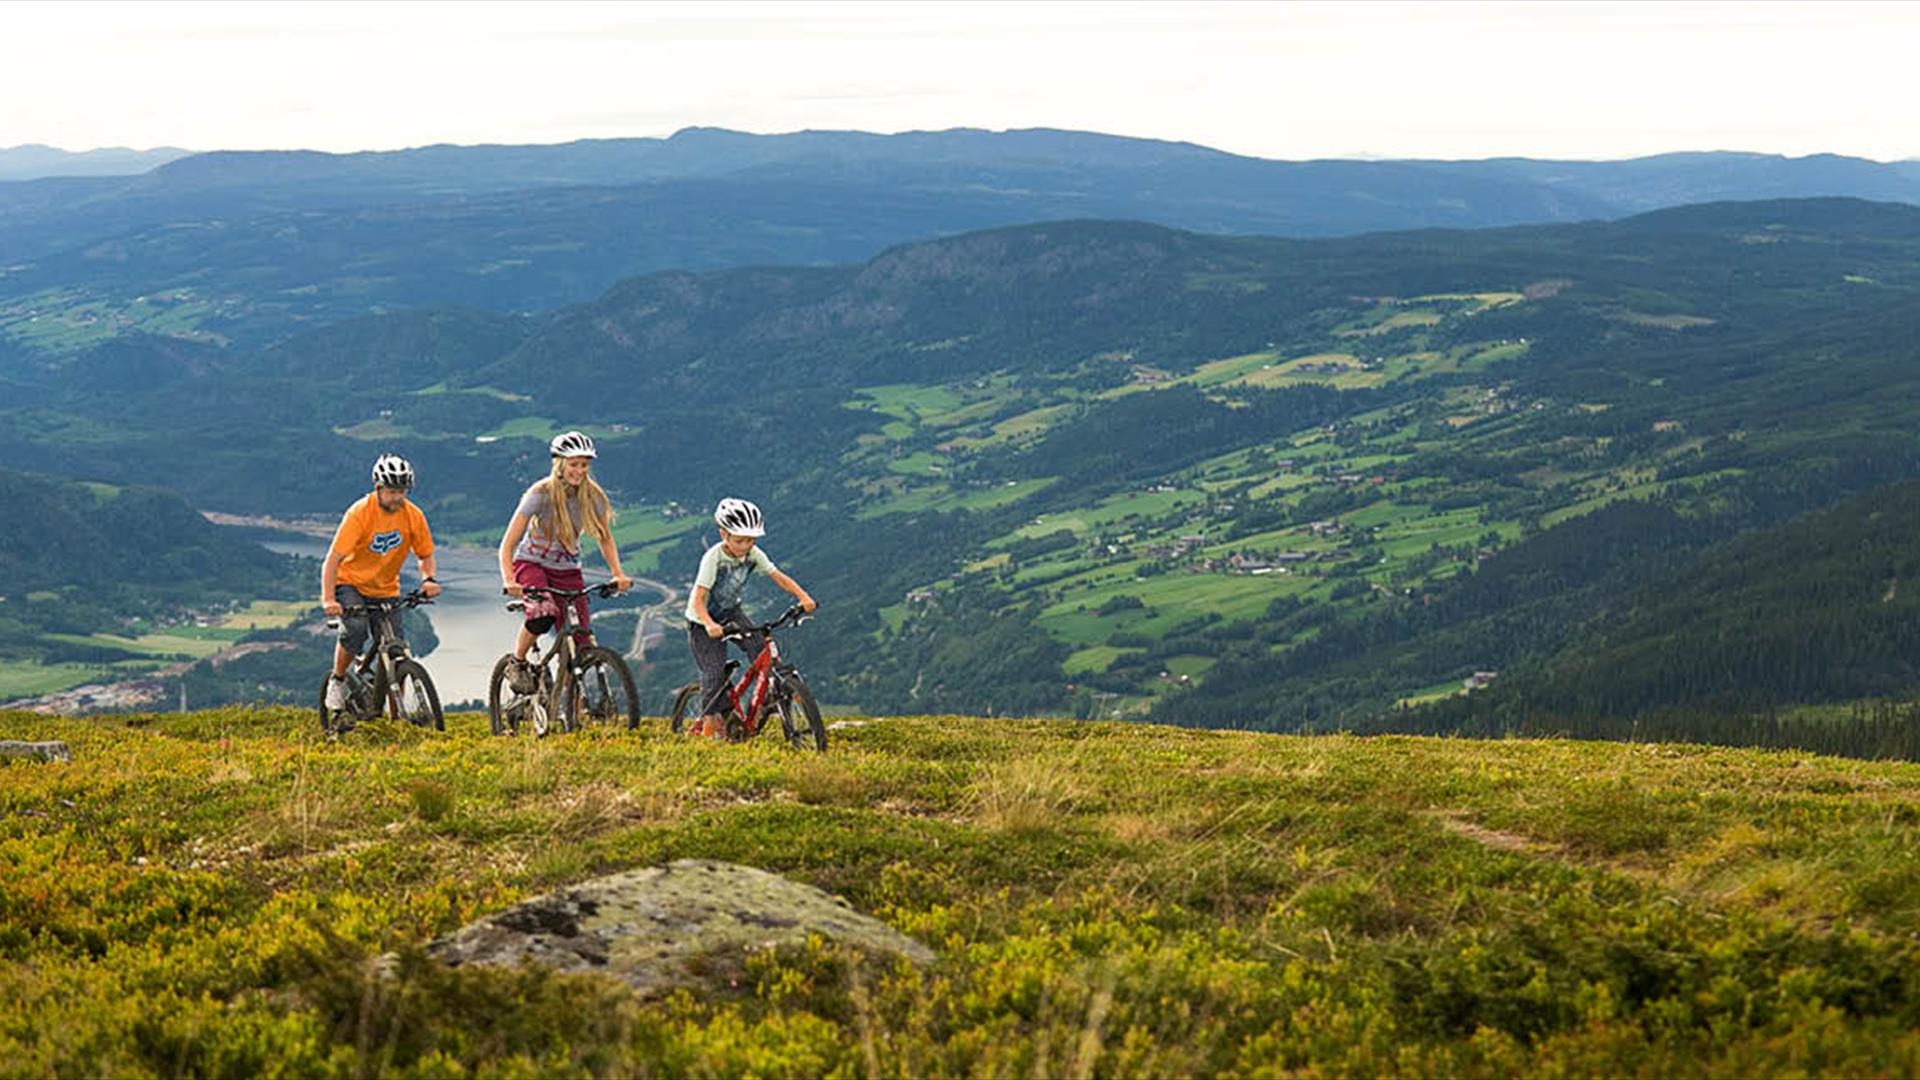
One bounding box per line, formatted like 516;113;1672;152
970;754;1093;833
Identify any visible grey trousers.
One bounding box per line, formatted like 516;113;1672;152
687;615;765;716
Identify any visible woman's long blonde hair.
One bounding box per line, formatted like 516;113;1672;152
540;457;614;550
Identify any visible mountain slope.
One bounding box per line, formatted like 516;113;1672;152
10;200;1920;726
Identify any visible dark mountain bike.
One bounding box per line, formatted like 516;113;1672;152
669;604;825;751
319;590;442;734
489;582;639;736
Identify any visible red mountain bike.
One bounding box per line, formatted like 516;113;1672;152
669;604;826;751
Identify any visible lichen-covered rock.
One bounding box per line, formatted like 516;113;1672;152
0;740;70;763
426;859;934;995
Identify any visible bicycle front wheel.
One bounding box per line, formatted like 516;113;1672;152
487;654;522;736
773;673;827;751
572;646;640;730
316;673;343;736
389;658;444;731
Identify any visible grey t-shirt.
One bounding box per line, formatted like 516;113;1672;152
684;542;778;622
511;483;592;570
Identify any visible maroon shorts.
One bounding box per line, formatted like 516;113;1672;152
513;561;592;643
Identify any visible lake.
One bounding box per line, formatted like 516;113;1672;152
262;534;662;707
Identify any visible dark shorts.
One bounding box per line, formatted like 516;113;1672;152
335;584;404;655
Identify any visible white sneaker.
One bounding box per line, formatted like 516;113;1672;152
325;675;347;711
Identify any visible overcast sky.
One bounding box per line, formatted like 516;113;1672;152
4;0;1915;162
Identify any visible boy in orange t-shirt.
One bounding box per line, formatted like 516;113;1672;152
320;454;441;710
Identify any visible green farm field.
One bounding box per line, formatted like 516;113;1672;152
5;707;1919;1075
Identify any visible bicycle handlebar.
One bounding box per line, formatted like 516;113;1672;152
326;590;432;628
503;581;623;613
722;603;814;641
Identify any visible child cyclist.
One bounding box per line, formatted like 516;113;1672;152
498;431;631;689
320;454;441;713
685;498;816;738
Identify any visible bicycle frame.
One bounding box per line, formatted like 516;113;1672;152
702;604;809;738
330;591;431;722
721;636;784;737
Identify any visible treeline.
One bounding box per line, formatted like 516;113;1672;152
1350;697;1920;763
1414;476;1920;731
0;467;301;666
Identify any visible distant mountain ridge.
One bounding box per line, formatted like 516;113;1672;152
0;144;192;181
6;129;1920;350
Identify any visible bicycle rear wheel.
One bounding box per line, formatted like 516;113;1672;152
668;682;700;734
571;646;640;730
389;658;444;731
772;673;827;751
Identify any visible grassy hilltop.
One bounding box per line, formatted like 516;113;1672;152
5;708;1920;1076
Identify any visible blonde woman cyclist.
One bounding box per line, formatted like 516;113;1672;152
497;431;631;690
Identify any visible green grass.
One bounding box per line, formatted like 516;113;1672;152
1063;644;1138;675
857;478;1055;519
0;660;106;698
852;383;966;423
44;632;232;659
411;382;530;402
5;707;1920;1074
609;509;704;550
333;417;414;441
212;600;312;632
885;451;947;477
0;289;227;352
478;416;563;441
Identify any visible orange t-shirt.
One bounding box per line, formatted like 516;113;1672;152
329;493;435;597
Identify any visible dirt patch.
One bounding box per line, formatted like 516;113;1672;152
1422;809;1562;855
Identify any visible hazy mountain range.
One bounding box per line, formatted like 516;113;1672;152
7;128;1920;346
0;143;192;181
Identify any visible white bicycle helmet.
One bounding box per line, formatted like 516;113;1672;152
713;497;765;537
550;430;597;459
370;453;415;490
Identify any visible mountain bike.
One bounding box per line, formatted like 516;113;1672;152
318;590;442;734
668;604;825;751
489;582;639;736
